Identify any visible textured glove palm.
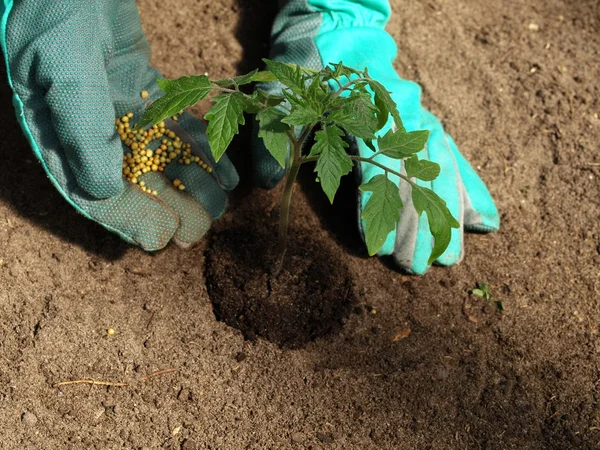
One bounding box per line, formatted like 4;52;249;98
0;0;238;250
253;0;500;274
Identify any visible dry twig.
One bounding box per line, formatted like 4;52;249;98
52;368;176;389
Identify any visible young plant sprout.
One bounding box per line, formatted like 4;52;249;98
136;60;459;272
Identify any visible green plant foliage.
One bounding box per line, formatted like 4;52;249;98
470;282;505;311
377;129;429;159
359;174;403;256
310;125;352;203
136;75;212;129
256;108;290;169
204;93;246;162
139;61;460;263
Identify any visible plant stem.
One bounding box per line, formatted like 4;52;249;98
274;140;302;275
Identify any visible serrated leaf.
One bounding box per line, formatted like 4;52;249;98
311;125;352;203
377;129;430;159
305;75;329;107
214;70;278;87
359;175;403;256
329;93;379;139
204;93;246;162
253;89;286;107
136;75;212;129
404;155;440;181
322;62;363;82
238;95;263;114
263;59;305;94
257;108;290;168
411;184;460;264
282;89;305;109
281;106;320;126
368;79;405;133
251;70;278;83
213;70;259;87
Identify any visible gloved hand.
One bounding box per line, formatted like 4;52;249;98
0;0;238;250
253;0;500;274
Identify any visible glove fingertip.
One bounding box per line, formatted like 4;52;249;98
214;153;240;191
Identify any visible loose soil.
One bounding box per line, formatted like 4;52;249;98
0;0;599;449
206;222;355;348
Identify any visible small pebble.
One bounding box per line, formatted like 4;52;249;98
94;407;105;420
291;432;305;443
528;23;540;31
21;411;37;426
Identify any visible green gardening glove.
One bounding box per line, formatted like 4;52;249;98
253;0;500;274
0;0;238;250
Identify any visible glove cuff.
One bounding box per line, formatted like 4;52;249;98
274;0;391;35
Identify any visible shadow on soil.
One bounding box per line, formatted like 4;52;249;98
216;5;594;448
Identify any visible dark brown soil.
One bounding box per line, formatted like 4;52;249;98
1;0;599;449
206;223;355;348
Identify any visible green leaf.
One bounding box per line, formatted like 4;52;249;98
238;95;263;114
253;89;286;107
310;125;352;203
368;79;405;133
329;93;379;139
237;90;285;114
496;300;505;311
252;70;279;83
411;185;460;264
476;282;491;300
204;92;246;162
257;108;291;169
359;175;403;256
263;59;305;94
281;106;320;126
302;75;329;110
404;155;440;181
377;129;430;159
471;289;485;297
322;62;363;82
282;89;305;109
213;70;259;87
214;70;278;87
136;75;212;129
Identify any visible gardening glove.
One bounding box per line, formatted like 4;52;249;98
0;0;238;251
253;0;500;274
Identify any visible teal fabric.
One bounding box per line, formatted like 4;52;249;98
1;0;238;250
255;0;500;274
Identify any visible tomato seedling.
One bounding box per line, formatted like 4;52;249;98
136;60;459;272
